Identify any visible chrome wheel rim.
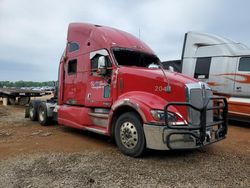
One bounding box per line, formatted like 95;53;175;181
120;122;138;149
39;107;45;122
29;106;34;118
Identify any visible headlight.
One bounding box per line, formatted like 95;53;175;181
150;110;177;122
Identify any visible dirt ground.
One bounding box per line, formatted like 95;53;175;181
0;103;249;188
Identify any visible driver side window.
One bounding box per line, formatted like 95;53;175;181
91;54;111;70
90;49;112;75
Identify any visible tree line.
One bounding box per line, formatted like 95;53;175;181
0;81;56;88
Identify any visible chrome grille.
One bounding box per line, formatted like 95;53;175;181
186;83;213;126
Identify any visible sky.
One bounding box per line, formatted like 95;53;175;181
1;0;250;81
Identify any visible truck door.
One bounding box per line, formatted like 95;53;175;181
234;57;250;97
85;49;113;107
206;57;235;95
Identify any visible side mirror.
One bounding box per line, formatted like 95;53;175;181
169;66;174;72
97;56;107;75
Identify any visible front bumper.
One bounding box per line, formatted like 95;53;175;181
143;97;228;150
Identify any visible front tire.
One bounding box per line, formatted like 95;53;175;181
115;112;145;157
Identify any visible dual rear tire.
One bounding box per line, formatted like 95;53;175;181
29;101;50;126
37;102;50;126
29;100;39;121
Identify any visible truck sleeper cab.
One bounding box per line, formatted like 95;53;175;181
27;23;228;157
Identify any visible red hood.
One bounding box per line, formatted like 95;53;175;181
118;66;198;103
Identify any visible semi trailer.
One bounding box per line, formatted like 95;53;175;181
163;32;250;122
26;23;228;157
0;88;50;106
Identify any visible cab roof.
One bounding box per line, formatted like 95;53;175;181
67;23;155;55
184;31;250;58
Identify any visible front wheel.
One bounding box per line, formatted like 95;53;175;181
114;112;145;157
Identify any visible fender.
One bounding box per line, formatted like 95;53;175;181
111;91;179;123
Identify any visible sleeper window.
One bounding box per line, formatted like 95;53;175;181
68;59;77;74
68;42;80;52
194;57;211;79
239;57;250;71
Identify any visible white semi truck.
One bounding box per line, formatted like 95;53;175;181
163;32;250;122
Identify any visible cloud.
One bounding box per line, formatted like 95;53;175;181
0;0;250;81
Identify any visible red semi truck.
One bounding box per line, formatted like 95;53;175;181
27;23;228;157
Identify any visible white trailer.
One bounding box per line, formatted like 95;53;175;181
163;32;250;122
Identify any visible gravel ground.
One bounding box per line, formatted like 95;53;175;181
0;104;249;188
0;148;249;188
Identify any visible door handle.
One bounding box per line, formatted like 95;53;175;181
87;93;91;100
236;86;242;92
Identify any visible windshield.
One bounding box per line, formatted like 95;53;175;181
112;48;160;68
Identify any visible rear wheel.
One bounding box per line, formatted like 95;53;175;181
9;97;16;105
115;112;145;157
38;102;50;126
18;97;30;105
29;101;40;121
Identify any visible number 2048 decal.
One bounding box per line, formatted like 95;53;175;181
155;85;167;92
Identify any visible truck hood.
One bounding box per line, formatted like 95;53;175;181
117;67;198;105
116;67;200;120
144;68;197;85
118;67;197;86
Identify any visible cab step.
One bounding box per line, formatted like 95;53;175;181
84;125;107;135
88;112;109;119
88;109;110;128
